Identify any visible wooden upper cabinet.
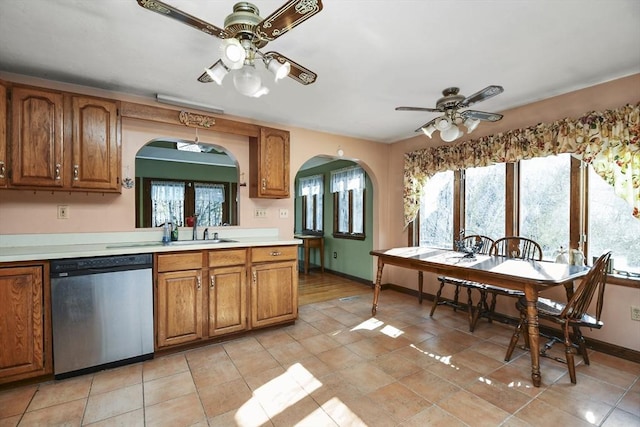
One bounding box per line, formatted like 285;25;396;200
10;86;64;188
70;96;120;191
0;81;7;188
249;127;290;198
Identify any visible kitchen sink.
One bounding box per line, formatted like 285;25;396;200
168;239;237;246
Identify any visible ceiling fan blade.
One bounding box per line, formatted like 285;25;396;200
254;0;324;42
264;52;317;85
460;110;504;122
396;106;442;113
414;118;438;133
197;60;222;83
137;0;227;38
457;85;504;108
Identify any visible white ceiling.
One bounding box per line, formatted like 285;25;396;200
1;0;639;143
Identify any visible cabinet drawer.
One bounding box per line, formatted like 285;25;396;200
156;252;203;272
208;249;247;267
251;246;297;263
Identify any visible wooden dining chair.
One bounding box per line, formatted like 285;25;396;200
430;235;494;330
469;236;543;331
504;251;611;384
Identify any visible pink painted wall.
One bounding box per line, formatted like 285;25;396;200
1;72;638;351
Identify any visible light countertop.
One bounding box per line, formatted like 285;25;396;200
0;228;301;263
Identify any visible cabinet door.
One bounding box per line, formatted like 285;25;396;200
208;265;247;336
250;260;298;328
0;265;47;383
70;96;120;191
249;127;290;198
0;81;7;187
10;87;64;187
156;269;203;348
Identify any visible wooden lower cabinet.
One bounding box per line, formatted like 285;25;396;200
208;265;247;336
155;245;297;350
156;268;204;348
250;246;298;328
0;263;52;384
155;252;204;348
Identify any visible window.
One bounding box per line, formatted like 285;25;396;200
413;156;640;275
331;166;366;239
419;170;454;248
298;174;324;233
143;179;232;228
464;163;505;240
520;154;570;259
194;183;226;227
151;180;185;227
588;165;640;274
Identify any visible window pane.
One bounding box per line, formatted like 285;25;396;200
352;188;364;234
419;171;453;247
465;164;505;239
195;183;224;227
151;181;185;227
520;154;570;259
316;195;323;231
588;166;640;273
304;195;314;229
338;191;349;233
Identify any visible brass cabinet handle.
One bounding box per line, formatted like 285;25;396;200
55;164;61;180
261;178;266;190
197;276;201;290
210;276;215;288
252;271;257;284
73;165;79;180
270;251;281;256
0;161;5;178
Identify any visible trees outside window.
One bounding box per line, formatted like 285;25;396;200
465;163;505;240
299;174;323;233
331;166;366;239
419;170;454;248
520;154;570;259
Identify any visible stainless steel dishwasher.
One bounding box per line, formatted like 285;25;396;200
50;253;154;379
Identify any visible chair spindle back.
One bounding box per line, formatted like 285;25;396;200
491;237;542;261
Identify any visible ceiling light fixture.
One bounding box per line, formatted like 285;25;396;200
420;112;484;142
205;40;292;98
156;94;224;115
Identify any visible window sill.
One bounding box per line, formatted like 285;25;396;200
332;233;366;241
607;273;640;289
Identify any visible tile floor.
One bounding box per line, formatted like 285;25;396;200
1;290;639;426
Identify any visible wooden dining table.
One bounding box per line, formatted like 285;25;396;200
370;246;589;387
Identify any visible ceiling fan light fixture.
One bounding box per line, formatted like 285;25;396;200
464;117;481;133
220;38;246;70
421;124;436;138
436;117;452;131
265;57;291;82
440;124;463;142
232;64;263;97
204;63;229;85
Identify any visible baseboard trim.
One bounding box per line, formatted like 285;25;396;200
385;283;640;364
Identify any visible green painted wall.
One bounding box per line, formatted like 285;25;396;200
295;159;373;282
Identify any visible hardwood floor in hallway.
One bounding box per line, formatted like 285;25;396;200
298;270;373;306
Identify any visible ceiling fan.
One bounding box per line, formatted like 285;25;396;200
137;0;323;97
396;85;504;142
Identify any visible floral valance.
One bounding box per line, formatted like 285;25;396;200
403;103;640;227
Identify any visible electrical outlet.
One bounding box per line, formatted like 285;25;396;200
279;208;289;218
254;208;267;218
631;306;640;321
333;252;337;259
57;205;69;219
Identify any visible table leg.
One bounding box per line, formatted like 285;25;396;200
372;258;384;316
418;271;423;304
524;284;541;387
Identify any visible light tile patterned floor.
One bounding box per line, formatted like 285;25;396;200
1;290;639;426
